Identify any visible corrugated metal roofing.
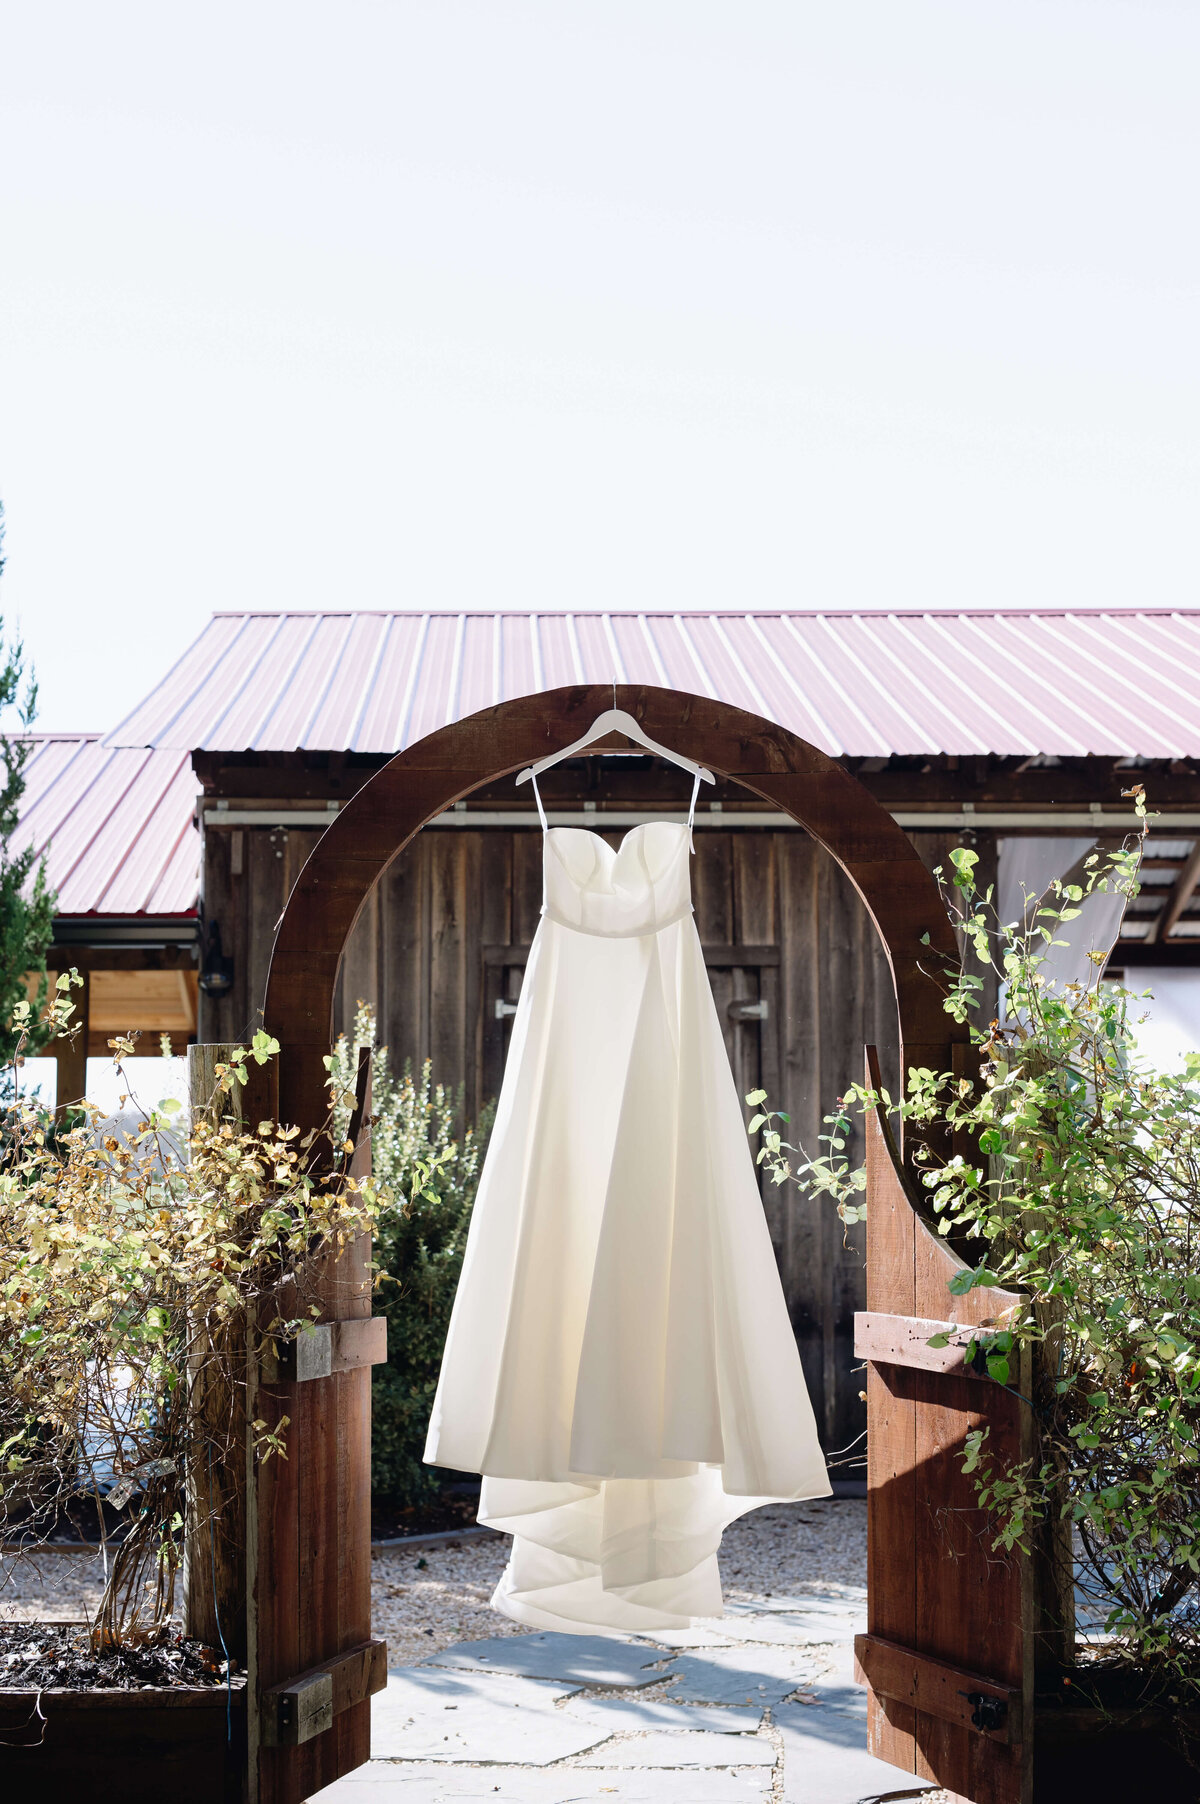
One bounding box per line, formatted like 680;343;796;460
18;736;199;918
104;609;1200;759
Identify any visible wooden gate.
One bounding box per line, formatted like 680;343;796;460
854;1050;1034;1804
185;1047;389;1804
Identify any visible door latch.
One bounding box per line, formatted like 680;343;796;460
494;999;519;1020
959;1690;1007;1733
727;999;769;1021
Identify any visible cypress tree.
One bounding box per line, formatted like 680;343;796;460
0;503;57;1066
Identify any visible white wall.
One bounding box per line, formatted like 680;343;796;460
1119;969;1200;1074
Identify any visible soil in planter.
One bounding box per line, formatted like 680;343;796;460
0;1621;235;1690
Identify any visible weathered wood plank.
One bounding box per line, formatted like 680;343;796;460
261;1638;387;1747
253;1231;375;1804
0;1685;245;1804
429;833;469;1109
382;833;429;1079
336;881;380;1042
294;1326;337;1800
693;830;734;944
257;1308;385;1386
732;830;775;946
475;832;513;1118
905;1088;1031;1804
855;1634;1022;1745
863;1062;920;1780
331;1317;388;1373
512;830;543;945
777;833;821;1401
333;1231;374;1788
855;1311;1012;1378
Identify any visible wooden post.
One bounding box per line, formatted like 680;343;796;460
49;967;89;1111
183;1043;275;1664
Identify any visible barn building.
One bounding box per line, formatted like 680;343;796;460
22;606;1200;1454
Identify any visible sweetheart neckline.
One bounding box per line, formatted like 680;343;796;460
545;820;691;860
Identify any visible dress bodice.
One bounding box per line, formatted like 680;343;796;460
542;822;694;938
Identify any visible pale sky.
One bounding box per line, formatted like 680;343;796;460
3;1;1198;733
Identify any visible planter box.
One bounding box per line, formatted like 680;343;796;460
1034;1703;1200;1798
0;1681;247;1804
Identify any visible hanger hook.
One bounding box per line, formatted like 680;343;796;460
612;677;617;710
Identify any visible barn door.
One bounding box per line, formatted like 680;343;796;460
855;1049;1033;1804
245;1055;389;1804
703;945;780;1117
482;941;779;1155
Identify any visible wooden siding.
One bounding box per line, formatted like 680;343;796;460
202;819;979;1460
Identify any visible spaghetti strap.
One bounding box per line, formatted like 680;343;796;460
686;770;701;851
530;772;549;833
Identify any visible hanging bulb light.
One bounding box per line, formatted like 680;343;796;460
198;919;234;997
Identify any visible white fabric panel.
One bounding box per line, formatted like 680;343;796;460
998;837;1128;993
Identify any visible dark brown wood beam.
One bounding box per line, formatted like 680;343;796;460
48;945;197;972
1109;942;1200;967
194;748;1200;812
44;969;89;1111
1150;838;1200;943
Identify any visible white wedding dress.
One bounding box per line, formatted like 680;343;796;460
424;778;830;1635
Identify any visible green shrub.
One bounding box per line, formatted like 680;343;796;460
329;1007;493;1508
750;806;1200;1707
2;1026;380;1647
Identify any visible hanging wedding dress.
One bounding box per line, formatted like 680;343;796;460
425;775;830;1635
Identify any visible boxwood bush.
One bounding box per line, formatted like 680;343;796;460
330;1008;492;1509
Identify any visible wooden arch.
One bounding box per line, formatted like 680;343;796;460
259;685;1077;1804
264;683;965;1132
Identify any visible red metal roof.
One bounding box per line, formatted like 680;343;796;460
104;609;1200;760
18;736;199;918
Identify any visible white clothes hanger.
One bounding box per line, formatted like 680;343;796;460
515;709;715;789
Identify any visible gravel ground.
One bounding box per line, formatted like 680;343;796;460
1;1546;109;1624
2;1499;867;1664
370;1498;867;1666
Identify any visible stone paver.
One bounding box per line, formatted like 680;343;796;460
776;1650;930;1804
650;1591;864;1651
308;1593;937;1803
655;1610;853;1649
663;1645;818;1705
371;1668;602;1765
560;1694;762;1735
309;1768;773;1800
574;1730;776;1767
725;1586;867;1617
423;1631;669;1689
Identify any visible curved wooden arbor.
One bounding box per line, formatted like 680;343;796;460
264;684;965;1134
256;686;1064;1804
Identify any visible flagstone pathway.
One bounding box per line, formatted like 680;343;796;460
310;1598;942;1803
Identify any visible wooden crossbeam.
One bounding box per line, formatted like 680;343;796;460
260;1317;388;1384
854;1310;1007;1379
855;1634;1023;1746
1150;838;1200;943
261;1639;387;1748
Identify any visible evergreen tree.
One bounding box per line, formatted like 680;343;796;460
0;504;56;1064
